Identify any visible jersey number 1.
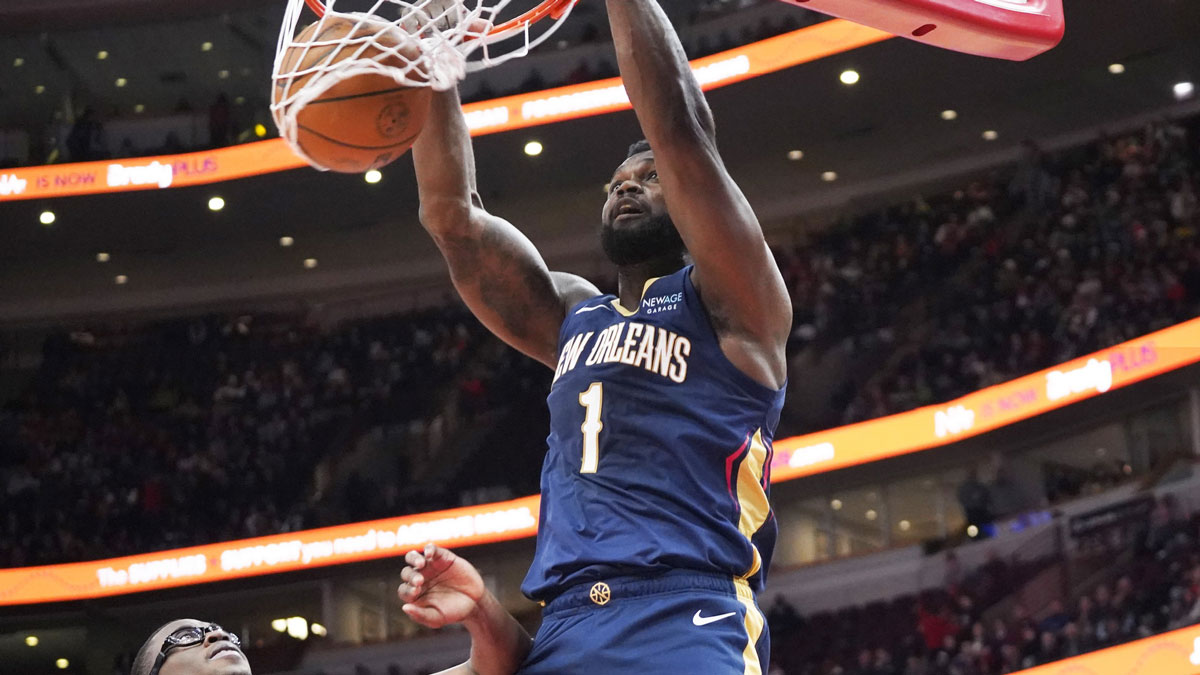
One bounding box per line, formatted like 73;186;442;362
578;382;603;473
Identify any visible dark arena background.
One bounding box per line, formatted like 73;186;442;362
2;0;1200;673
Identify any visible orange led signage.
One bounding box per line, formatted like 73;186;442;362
0;496;540;607
1012;624;1200;675
0;19;892;203
770;317;1200;481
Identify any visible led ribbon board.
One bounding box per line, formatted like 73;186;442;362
0;496;540;606
769;316;1200;481
0;20;892;202
2;318;1199;606
1011;624;1200;675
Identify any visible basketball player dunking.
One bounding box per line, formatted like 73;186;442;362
411;0;791;672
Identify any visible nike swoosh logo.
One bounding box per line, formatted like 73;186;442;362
692;610;737;626
574;305;608;315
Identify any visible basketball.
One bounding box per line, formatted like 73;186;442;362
273;16;432;173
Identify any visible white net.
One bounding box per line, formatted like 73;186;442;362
271;0;576;169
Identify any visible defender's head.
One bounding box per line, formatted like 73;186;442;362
131;619;249;675
600;140;685;266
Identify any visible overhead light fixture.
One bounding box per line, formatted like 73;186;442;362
25;636;38;647
218;69;230;80
208;196;225;212
134;104;145;114
96;252;111;262
115;275;128;285
364;169;382;184
97;50;109;60
1174;81;1195;101
830;499;843;511
115;77;127;88
524;140;544;156
899;520;912;532
940;109;958;121
201;41;214;52
13;57;25;67
839;69;860;85
821;171;838;182
34;85;45;94
279;236;295;247
310;623;327;637
865;509;878;521
271;619;288;633
303;258;318;269
967;524;980;538
39;210;56;226
286;617;309;641
56;659;69;670
787;149;804;161
234;96;246;105
982;129;999;141
1107;63;1125;75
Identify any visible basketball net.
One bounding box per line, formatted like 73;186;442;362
271;0;577;168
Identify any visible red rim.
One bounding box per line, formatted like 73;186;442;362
302;0;575;39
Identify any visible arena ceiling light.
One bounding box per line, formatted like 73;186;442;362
134;104;145;114
839;69;860;85
982;129;999;141
279;236;295;247
208;196;226;212
364;170;382;184
34;85;45;94
24;636;38;647
201;41;214;52
524;140;544;156
821;171;838;182
56;659;69;670
13;57;24;67
115;77;127;88
787;150;804;161
39;210;55;226
218;69;230;80
115;275;128;285
1108;63;1125;75
1174;81;1195;100
940;109;958;120
830;499;843;511
303;258;318;269
865;509;878;521
898;520;911;531
271;619;287;632
96;252;110;262
97;50;109;60
311;623;327;637
285;617;309;640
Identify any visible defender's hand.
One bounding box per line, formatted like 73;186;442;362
398;544;486;628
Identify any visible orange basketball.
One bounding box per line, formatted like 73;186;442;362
273;16;432;173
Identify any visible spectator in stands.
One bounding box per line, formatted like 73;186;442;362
66;107;105;161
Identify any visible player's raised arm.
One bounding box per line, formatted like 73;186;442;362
605;0;791;389
411;88;599;368
400;544;531;675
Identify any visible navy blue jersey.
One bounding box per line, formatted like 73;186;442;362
521;265;785;602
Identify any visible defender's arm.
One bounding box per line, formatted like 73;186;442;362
605;0;791;388
401;545;531;675
412;88;599;368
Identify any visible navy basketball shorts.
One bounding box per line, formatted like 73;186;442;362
516;570;770;675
